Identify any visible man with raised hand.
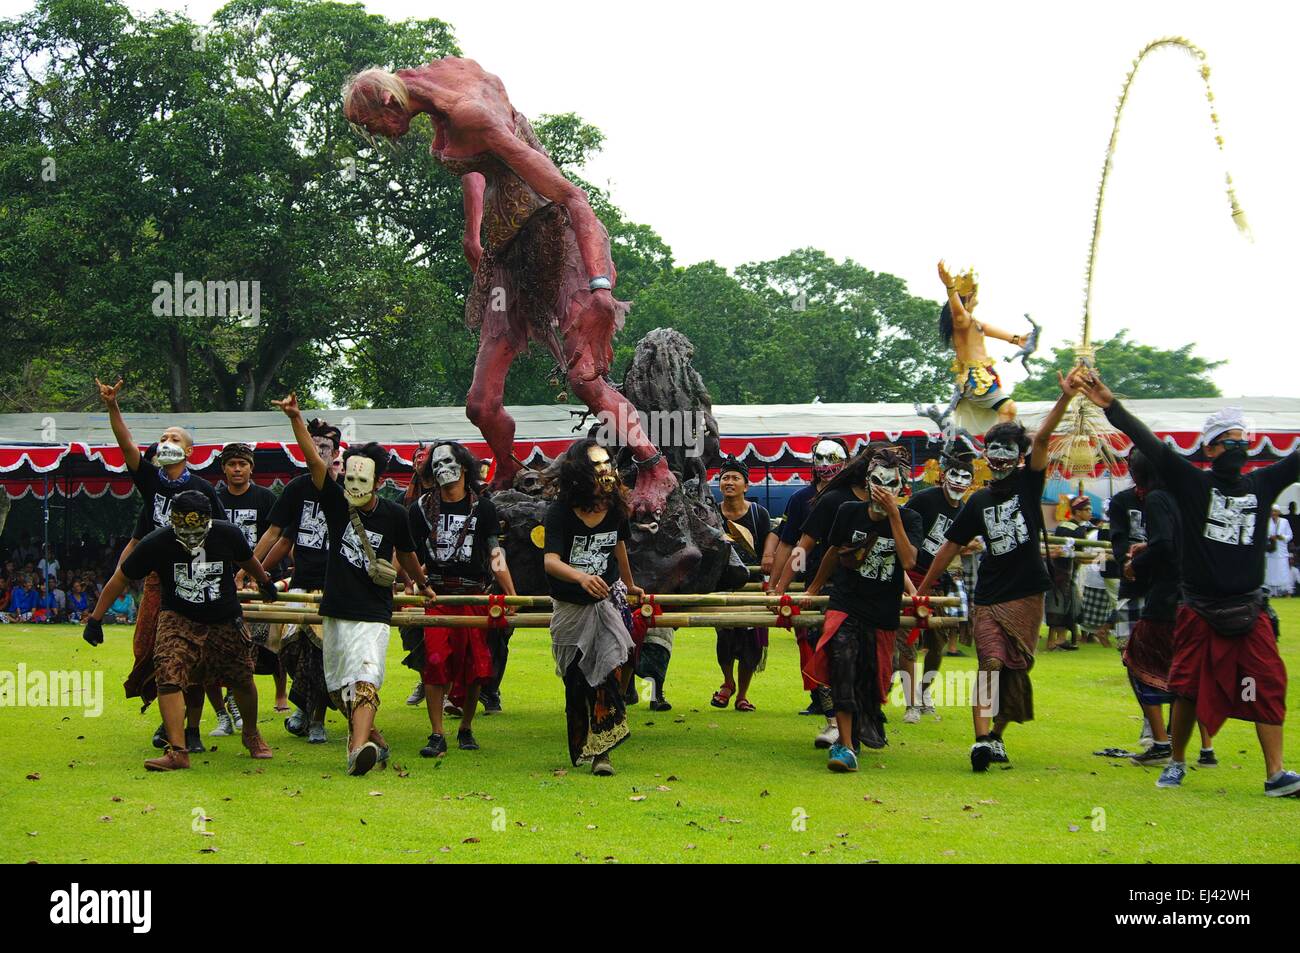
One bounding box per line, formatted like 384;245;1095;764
96;377;226;749
1074;369;1300;797
274;392;435;776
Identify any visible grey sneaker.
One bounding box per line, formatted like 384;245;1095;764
903;706;921;725
1131;743;1172;767
347;741;379;776
209;711;234;737
989;738;1009;764
1156;761;1186;788
920;704;938;717
814;720;839;750
1264;770;1300;798
285;708;309;737
591;753;615;776
307;722;327;744
406;682;425;706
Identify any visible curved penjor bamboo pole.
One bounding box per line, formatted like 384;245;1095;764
1081;36;1249;351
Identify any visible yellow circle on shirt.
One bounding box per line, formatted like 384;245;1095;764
530;525;545;549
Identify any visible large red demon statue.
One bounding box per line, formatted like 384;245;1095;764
344;57;676;517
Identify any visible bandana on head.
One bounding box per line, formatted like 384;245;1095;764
1202;407;1247;446
220;443;254;466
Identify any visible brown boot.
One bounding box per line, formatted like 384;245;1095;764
242;730;273;760
145;744;191;772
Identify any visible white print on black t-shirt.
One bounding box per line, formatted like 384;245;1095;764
1204;489;1257;546
341;522;385;571
569;531;618;577
852;531;896;581
296;502;327;550
1127;509;1147;544
151;494;172;530
173;559;223;604
228;508;258;545
922;514;953;556
436;514;476;563
982;499;1030;556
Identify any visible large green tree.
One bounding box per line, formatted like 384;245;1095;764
1012;330;1223;400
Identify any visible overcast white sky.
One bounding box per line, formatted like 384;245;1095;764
7;0;1296;398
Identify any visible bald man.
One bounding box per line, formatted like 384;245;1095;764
97;378;227;750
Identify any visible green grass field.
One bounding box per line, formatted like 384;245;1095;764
3;605;1299;864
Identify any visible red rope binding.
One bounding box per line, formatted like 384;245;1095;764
486;593;508;628
774;593;800;629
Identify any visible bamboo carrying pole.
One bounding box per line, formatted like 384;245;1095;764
239;609;965;630
236;591;963;609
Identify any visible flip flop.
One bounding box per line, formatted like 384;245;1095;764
735;698;756;712
710;685;734;708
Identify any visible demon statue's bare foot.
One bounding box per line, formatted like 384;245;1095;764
490;455;523;491
627;460;678;522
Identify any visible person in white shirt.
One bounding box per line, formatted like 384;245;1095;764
1266;506;1293;597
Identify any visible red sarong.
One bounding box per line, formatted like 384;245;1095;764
803;609;896;701
423;603;494;689
1167;605;1287;735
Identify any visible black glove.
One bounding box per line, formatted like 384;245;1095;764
258;579;278;603
82;617;105;647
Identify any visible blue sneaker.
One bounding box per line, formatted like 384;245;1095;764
1264;770;1300;798
827;743;858;773
1156;761;1186;788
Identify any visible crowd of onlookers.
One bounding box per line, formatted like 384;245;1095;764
0;531;141;625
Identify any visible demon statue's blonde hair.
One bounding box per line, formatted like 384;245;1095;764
342;68;411;120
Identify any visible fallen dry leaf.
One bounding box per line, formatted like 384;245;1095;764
630;795;647;802
25;773;40;781
462;837;480;844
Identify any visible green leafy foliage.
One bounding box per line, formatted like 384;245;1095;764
1013;330;1223;401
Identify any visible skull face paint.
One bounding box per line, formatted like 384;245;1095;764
867;462;905;519
812;439;847;483
154;441;187;467
170;509;211;552
430;444;462;488
588;445;616;494
344;455;377;508
985;441;1021;481
943;466;974;503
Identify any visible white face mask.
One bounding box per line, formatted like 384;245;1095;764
588;446;616;493
344;456;377;507
154;441;186;467
812;440;847;481
943;468;973;501
431;445;462;487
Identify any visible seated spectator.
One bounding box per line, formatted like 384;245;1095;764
31;581;52;623
0;578;10;619
48;578;67;622
106;590;135;624
67;582;90;623
8;578;36;622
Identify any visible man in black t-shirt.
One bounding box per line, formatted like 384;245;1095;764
899;452;975;720
917;374;1077;772
81;491;279;772
256;418;343;743
711;458;775;714
96;377;227;749
1076;371;1300;797
543;439;643;776
771;438;848;717
276;393;434;778
803;446;921;772
405;440;518;758
216;442;287;724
